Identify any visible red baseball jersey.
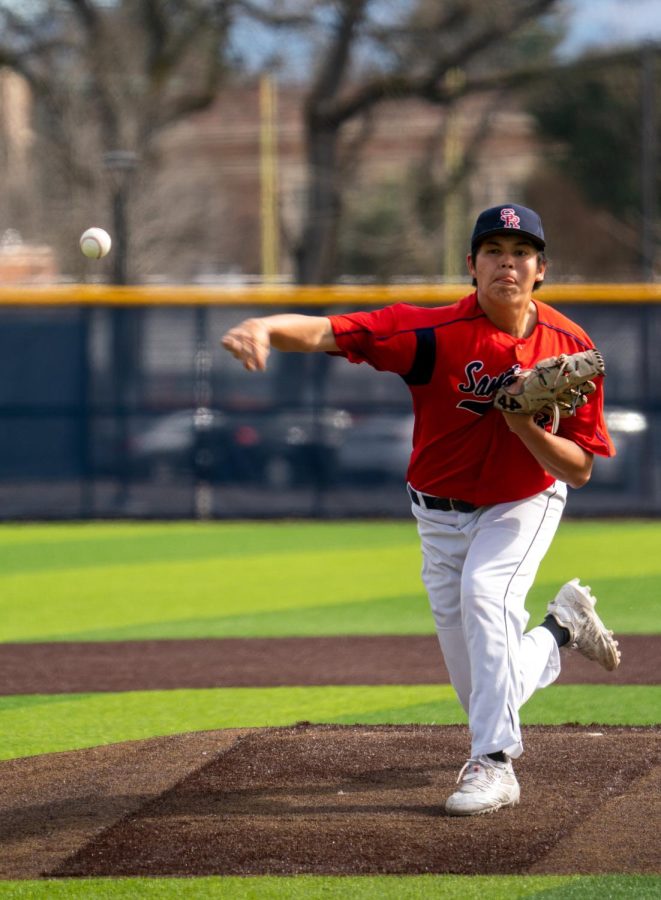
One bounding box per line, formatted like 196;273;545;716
328;291;615;506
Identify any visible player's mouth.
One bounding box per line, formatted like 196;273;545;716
495;276;517;285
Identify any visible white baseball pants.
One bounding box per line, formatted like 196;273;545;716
411;482;566;759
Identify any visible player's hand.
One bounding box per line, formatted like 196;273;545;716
221;319;271;371
500;410;537;433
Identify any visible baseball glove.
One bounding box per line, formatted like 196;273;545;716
493;349;605;434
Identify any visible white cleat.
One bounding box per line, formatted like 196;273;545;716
445;755;520;816
547;578;621;671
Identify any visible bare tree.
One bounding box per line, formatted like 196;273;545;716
0;1;237;507
241;0;563;283
0;0;233;282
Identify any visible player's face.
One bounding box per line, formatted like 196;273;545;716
467;236;545;302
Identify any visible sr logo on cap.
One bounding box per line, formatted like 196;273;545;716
500;208;521;229
470;203;546;252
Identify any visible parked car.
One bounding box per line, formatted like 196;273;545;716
127;408;258;481
589;407;648;489
128;406;353;486
337;413;414;483
256;407;353;488
336;407;650;490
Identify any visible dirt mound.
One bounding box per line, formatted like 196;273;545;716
2;725;658;878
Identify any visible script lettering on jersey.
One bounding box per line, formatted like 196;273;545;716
457;360;518;416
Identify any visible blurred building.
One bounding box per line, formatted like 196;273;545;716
0;70;59;281
0;70;648;283
0;229;58;282
0;69;31;187
153;80;544;281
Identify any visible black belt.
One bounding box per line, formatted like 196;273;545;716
408;484;478;513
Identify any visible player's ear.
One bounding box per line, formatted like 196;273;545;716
466;252;476;279
535;254;547;283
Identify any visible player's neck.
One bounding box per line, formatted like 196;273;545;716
478;295;538;338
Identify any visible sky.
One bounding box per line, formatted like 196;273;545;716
8;1;661;57
233;1;661;76
560;0;661;56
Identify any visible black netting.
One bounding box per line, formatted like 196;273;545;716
0;302;657;518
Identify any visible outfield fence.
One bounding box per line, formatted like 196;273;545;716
1;283;659;519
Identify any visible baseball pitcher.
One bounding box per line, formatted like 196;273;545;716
221;203;619;816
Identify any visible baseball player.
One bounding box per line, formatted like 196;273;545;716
221;203;620;816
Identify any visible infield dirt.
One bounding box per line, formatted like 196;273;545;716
1;635;659;879
1;724;659;879
1;634;658;694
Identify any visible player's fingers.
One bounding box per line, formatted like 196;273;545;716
222;322;271;372
224;342;250;365
221;333;244;357
223;333;268;371
252;341;269;371
222;331;253;358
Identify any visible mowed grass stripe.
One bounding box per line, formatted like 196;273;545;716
2;519;661;581
0;521;414;574
24;593;432;642
1;545;420;642
1;521;659;641
0;685;658;761
0;875;659;898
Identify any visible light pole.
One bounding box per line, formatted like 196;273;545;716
640;44;658;280
103;150;139;508
103;150;139;285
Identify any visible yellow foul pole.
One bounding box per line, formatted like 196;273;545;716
443;69;466;279
259;73;280;282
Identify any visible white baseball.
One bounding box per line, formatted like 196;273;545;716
80;227;112;259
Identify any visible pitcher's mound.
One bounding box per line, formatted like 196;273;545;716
37;724;657;877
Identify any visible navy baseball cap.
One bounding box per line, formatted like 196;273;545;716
471;204;545;254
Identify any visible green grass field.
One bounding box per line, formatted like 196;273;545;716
0;874;659;899
2;519;659;642
1;520;659;898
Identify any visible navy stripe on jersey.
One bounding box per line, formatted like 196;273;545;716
594;428;611;450
403;327;436;385
335;312;486;341
375;313;486;341
537;321;591;348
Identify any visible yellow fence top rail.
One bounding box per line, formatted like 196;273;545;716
0;282;660;306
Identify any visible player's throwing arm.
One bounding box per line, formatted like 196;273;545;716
221;314;338;370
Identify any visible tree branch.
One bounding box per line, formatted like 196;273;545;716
308;0;558;123
448;42;661;101
421;0;558;92
141;3;232;139
142;0;170;76
364;4;467;45
236;0;315;29
306;0;368;114
64;0;121;147
67;0;102;32
338;107;375;177
0;6;72;58
317;27;653;127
